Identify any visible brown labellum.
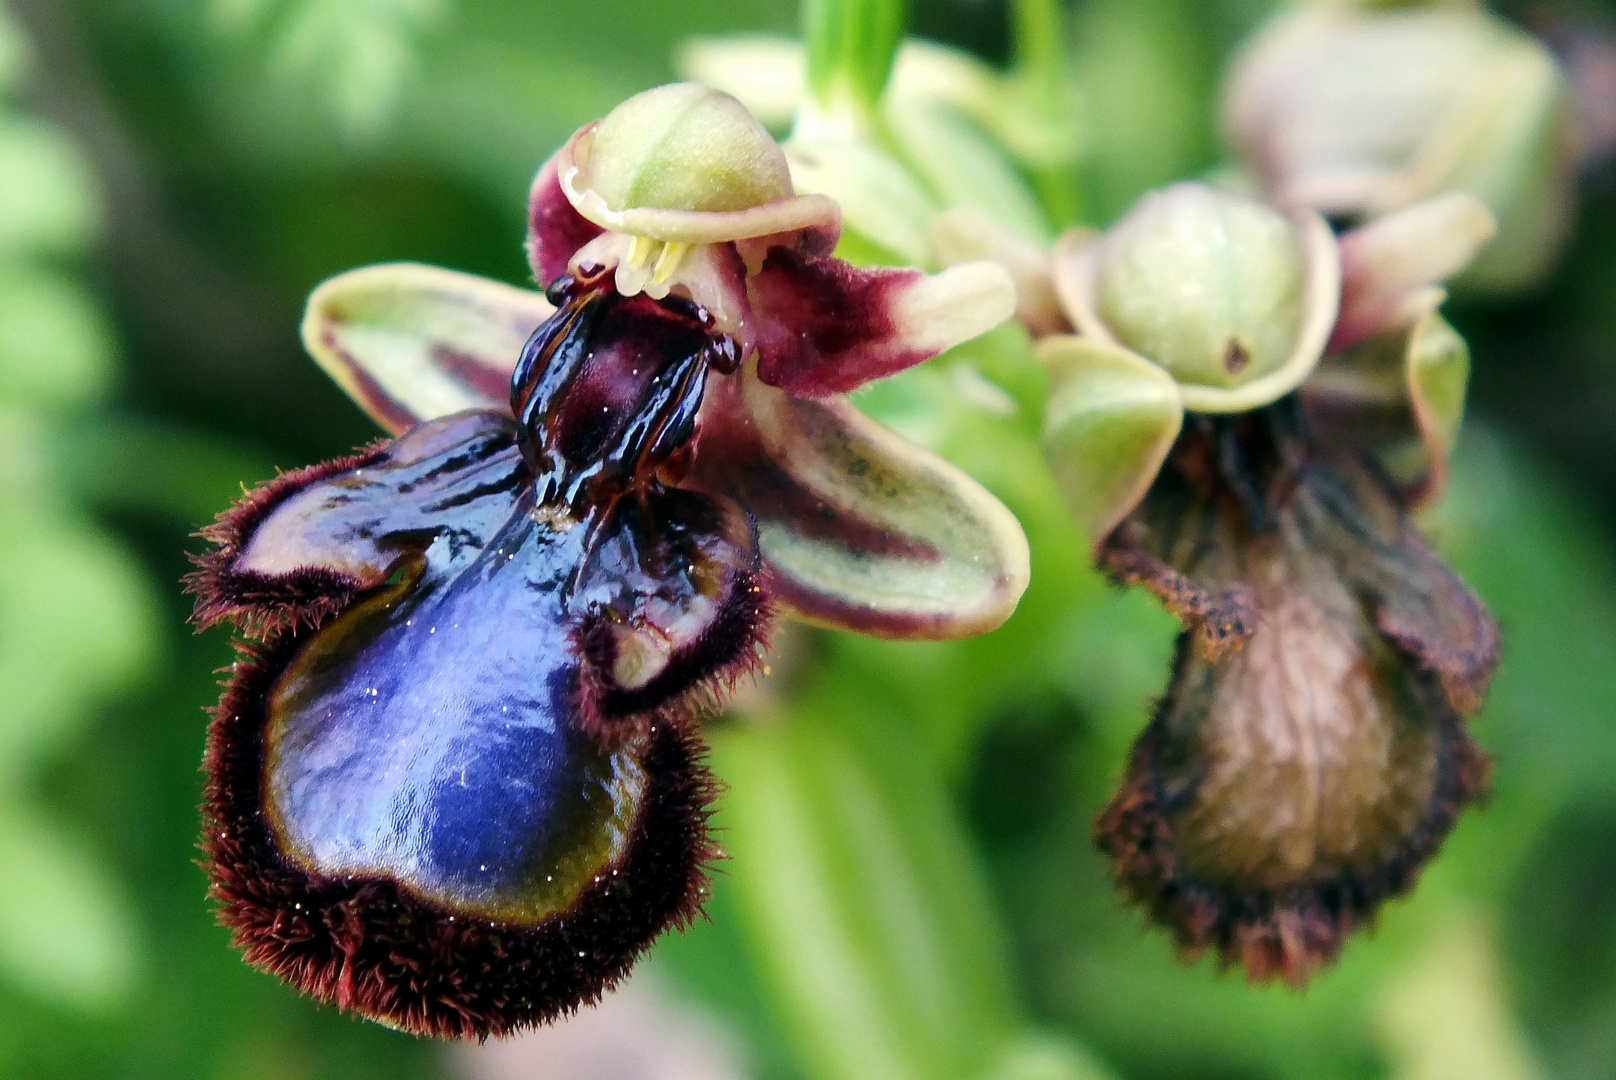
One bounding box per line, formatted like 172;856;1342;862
1094;403;1498;985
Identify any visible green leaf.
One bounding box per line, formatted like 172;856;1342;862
0;496;158;783
45;416;275;528
0;268;115;409
712;711;1018;1080
213;0;450;139
883;93;1051;244
0;803;139;1009
801;0;907;122
0;2;26;94
982;1034;1120;1080
0;116;100;258
1068;0;1217;223
1373;913;1548;1080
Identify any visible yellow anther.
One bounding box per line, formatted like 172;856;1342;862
651;241;690;284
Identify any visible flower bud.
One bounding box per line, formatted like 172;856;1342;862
585;82;794;215
1054;182;1339;414
1098;184;1305;387
1224;4;1576;293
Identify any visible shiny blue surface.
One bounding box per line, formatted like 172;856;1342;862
259;415;644;922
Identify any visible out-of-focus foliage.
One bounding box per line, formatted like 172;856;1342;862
0;0;149;1016
0;0;1613;1079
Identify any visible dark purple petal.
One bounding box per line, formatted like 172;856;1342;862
527;157;606;287
748;247;922;395
745;247;1016;397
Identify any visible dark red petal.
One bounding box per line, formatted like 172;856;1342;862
527;157;606;287
747;247;924;396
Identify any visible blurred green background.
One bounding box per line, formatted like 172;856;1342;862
0;1;1614;1078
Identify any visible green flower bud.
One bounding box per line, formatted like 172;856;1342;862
1094;183;1308;392
586;82;794;215
1053;182;1338;413
1224;4;1576;293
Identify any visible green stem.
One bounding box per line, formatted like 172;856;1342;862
1010;0;1065;99
801;0;908;122
1010;0;1085;227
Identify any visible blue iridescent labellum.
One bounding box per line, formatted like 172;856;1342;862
190;274;767;1037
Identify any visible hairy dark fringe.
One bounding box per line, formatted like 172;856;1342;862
576;567;774;743
201;633;721;1039
185;443;391;639
1094;640;1492;987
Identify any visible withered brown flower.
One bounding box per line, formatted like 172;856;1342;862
1035;182;1501;982
1094;404;1496;983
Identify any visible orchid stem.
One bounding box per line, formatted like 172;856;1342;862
801;0;907;130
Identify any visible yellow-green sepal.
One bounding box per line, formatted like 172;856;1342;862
705;365;1031;640
301;262;553;434
1304;308;1471;504
1038;334;1184;548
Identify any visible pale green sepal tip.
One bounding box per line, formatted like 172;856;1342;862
1407;308;1470;488
301;262;554;434
739;368;1031;640
587;82;794;214
1039;334;1183;547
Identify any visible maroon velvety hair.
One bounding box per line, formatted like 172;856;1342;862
1094;643;1492;985
201;632;721;1039
186;445;390;639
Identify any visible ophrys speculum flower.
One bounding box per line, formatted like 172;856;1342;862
1038;182;1501;984
189;84;1026;1038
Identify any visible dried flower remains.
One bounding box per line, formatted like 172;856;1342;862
1038;182;1501;983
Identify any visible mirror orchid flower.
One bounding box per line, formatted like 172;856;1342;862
187;83;1027;1039
1036;182;1501;984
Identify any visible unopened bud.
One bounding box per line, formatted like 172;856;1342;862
1225;4;1575;292
585;83;794;215
1055;182;1339;413
1096;184;1307;390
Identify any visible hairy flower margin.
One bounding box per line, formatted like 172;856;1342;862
1034;181;1503;985
187;84;1028;1039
